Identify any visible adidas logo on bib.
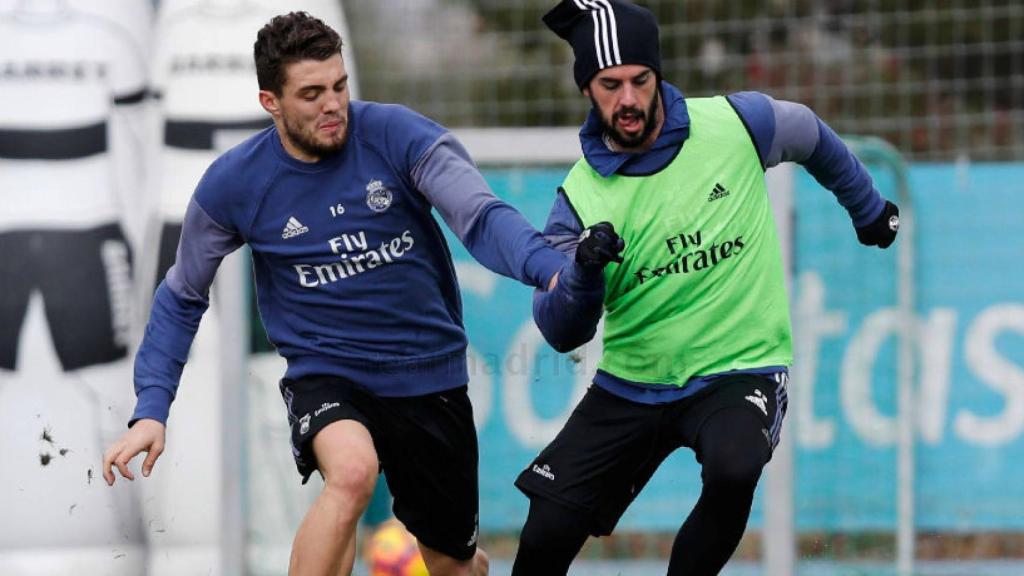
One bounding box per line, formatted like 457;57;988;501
708;182;730;202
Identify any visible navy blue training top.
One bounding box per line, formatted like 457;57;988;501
132;101;566;425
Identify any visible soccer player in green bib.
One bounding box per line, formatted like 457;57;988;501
513;2;900;575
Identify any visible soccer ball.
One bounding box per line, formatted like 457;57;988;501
364;519;429;576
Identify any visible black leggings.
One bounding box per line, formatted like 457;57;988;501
511;498;591;576
512;406;771;576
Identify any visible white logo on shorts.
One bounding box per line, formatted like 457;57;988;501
745;388;768;416
314;402;340;417
299;413;311;435
466;513;479;547
532;463;555;481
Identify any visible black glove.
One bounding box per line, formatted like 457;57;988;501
575;221;625;269
855;200;900;249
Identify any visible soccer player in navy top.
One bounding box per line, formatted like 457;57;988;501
102;11;566;576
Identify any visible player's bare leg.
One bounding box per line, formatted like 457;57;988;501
419;543;489;576
338;536;357;576
289;420;378;576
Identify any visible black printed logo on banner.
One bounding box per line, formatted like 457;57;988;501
0;61;108;82
170;54;253;75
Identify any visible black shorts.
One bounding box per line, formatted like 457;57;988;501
280;376;480;561
515;372;788;536
0;223;133;371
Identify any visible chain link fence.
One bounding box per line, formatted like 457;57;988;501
345;0;1024;161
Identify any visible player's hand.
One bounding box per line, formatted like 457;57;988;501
855;200;899;249
102;418;166;485
576;222;625;269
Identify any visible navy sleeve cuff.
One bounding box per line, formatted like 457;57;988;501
523;246;569;289
129;387;174;427
532;260;605;352
559;259;605;293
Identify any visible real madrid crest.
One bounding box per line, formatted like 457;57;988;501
365;179;393;213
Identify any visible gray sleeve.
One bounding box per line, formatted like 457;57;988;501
765;98;821;168
409;132;499;241
165;198;244;302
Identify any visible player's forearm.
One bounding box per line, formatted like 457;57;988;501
462;202;567;288
533;262;604;353
802;118;884;226
412;135;566;288
130;280;207;426
128;196;240;426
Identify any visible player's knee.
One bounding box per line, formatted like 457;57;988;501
701;444;765;492
472;547;490;576
705;459;763;494
321;459;377;510
517;498;587;553
699;409;772;492
419;545;480;576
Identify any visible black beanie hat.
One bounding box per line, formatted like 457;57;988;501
543;0;661;91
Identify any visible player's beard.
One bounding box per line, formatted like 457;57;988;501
282;111;347;159
592;87;661;150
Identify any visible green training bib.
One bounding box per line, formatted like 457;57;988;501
562;96;793;387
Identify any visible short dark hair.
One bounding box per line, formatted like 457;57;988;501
254;12;343;95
